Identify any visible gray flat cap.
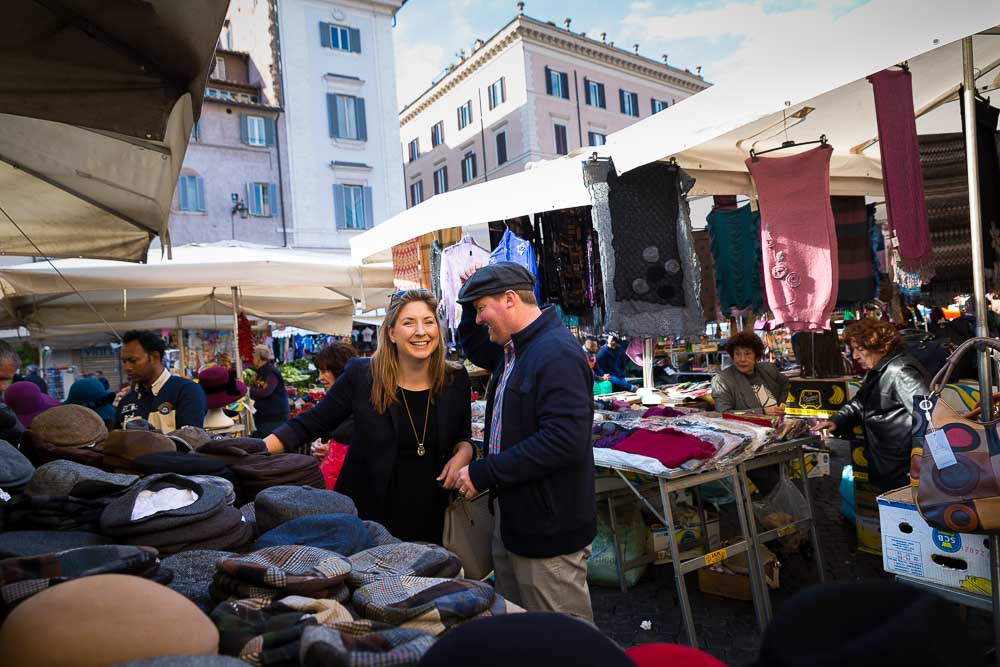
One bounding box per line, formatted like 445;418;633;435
456;262;535;304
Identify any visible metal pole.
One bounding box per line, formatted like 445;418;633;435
175;318;186;375
961;38;1000;666
643;336;654;389
231;286;243;378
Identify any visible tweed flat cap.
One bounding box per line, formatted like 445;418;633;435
364;520;403;547
347;543;461;588
255;485;358;533
352;576;498;635
456;262;535;304
100;474;227;538
301;624;436;667
125;506;252;556
0;574;219;667
0;438;34;493
29;404;108;448
167;426;215;451
230;455;325;505
0;530;114;558
214;545;352;598
25;460;137;498
3;493;111;533
253;514;372;556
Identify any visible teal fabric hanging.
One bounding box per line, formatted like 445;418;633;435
707;204;765;315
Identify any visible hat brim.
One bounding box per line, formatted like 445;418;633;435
203;380;247;410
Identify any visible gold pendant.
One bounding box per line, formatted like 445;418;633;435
417;443;426;457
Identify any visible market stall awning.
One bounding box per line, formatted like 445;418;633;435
604;0;1000;191
0;1;229;261
349;156;591;262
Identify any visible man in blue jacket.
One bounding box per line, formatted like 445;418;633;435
114;330;206;432
455;262;596;621
597;336;636;392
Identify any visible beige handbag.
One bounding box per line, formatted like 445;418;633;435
442;491;494;580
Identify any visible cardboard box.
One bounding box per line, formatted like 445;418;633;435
852;441;882;555
784;377;856;418
697;546;780;601
648;512;721;563
789;450;831;479
878;486;992;597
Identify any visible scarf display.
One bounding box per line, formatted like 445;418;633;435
868;68;933;273
746;144;838;332
391;239;421;291
691;229;721;321
587;162;703;338
832;196;876;306
706;203;765;316
536;206;603;316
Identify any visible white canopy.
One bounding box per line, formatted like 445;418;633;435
0;242;393;338
351;0;1000;261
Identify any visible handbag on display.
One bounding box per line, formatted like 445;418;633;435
910;337;1000;533
442;491;494;580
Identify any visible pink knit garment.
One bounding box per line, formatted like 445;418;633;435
746;145;839;332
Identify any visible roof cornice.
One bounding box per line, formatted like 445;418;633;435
399;15;709;127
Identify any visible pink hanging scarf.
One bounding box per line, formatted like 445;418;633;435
746;145;838;332
868;69;933;273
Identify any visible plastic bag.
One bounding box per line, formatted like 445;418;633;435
753;476;810;549
587;503;649;589
839;464;856;524
319;441;348;490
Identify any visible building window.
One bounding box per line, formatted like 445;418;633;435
496;131;508;166
651;98;669;114
333;184;373;229
431;121;444;147
457;101;473;130
545;67;569;100
584;79;606;108
320;23;360;53
206;88;236;101
248;182;278;217
461;152;477;184
620;90;640;117
588;131;606;147
327;94;367;141
408;139;420;162
214;56;227;80
488;77;506;110
433;166;448;195
246;115;266;146
409;181;424;207
177;175;205;212
554;124;568;156
191;119;202;142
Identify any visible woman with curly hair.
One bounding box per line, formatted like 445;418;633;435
813;319;929;490
712;331;789;415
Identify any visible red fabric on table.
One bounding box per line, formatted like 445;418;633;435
722;413;774;428
611;428;715;468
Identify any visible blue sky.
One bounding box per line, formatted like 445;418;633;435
393;0;870;110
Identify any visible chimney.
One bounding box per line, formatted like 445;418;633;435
662;54;668;64
600;32;606;43
564;17;571;30
696;66;702;77
516;2;524;15
608;41;614;47
633;43;639;55
472;38;484;51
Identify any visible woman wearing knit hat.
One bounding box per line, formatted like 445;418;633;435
263;290;473;544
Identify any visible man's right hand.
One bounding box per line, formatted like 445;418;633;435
459;264;483;285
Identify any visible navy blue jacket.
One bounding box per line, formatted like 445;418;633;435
114;375;206;431
271;358;472;522
461;304;596;559
596;344;629;378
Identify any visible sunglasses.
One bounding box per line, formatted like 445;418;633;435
390;288;434;305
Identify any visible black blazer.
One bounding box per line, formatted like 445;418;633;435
271;357;472;520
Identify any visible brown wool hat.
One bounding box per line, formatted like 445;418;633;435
29;404;108;448
0;574;219;666
101;430;177;469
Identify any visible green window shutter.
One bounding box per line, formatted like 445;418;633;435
363;186;374;229
320;23;332;47
264;117;275;146
619;89;626;114
356;98;367;141
349;28;361;53
195;177;205;211
544;66;552;95
268;183;279;217
177;176;189;210
327;94;340;138
333;184;346;228
560;72;569;100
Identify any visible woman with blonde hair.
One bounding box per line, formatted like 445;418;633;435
264;289;473;542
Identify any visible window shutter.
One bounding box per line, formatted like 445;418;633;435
599;83;605;108
268;183;279;217
355;98;367;141
196;177;206;212
177;176;189;210
192;120;201;141
239;114;249;144
544;66;552;95
500;77;506;103
264;118;276;146
583;78;590;105
333;185;346;228
560;72;569;100
320;22;332;47
488;87;495;111
472;154;478;179
443;167;449;192
245;182;254;215
363;186;374;229
466;102;472;125
651;98;657;115
349;28;361;53
327;94;340;138
619;89;625;113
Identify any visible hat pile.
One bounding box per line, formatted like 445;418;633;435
347;543;462;588
100;474;253;555
255;485;357;533
20;405;108;468
210;545;353;605
195;437;268;465
101;430;178;472
25;460;136;497
229;455;325;505
253;514;372;556
0;439;34;495
131;452;235;480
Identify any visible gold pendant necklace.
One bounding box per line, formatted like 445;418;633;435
400;388;431;456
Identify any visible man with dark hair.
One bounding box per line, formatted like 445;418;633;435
114;330;206;431
0;340;24;445
596;335;635;392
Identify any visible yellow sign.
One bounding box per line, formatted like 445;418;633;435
778;525;797;538
704;548;728;566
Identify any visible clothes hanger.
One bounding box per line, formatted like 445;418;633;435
749;134;829;162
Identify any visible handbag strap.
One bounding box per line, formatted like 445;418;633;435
930;336;1000;394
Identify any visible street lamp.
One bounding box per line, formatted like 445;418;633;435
230;193;249;240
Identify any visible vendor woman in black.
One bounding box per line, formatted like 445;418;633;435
265;289;473;543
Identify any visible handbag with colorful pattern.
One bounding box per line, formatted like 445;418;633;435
910;337;1000;533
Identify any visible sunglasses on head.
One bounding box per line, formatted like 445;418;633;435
389;288;433;305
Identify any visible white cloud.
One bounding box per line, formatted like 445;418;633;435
395;38;447;112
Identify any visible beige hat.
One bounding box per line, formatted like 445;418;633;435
0;574;219;666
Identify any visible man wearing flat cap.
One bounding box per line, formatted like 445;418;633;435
454;261;596;621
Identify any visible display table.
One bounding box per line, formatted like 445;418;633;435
594;436;824;647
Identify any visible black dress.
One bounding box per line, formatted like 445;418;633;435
384;388;451;543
